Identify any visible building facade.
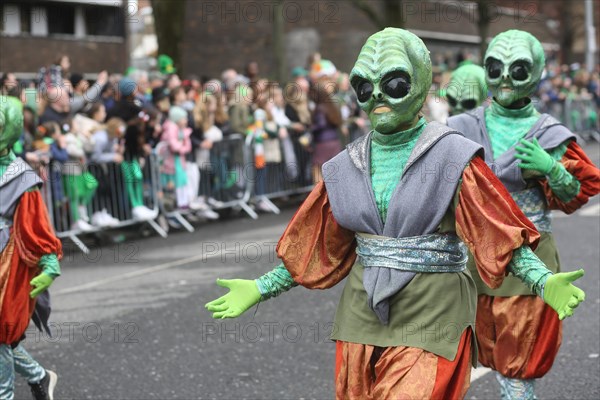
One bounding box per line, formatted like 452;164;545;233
0;0;128;77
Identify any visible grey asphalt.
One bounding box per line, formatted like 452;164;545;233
13;145;600;400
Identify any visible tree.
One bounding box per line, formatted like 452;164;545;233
150;0;186;73
348;0;405;29
475;0;493;64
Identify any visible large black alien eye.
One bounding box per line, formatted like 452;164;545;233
446;94;457;107
461;99;477;110
510;64;529;81
354;80;374;102
382;74;410;99
486;59;502;79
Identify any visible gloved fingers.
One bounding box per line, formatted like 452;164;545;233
217;310;238;319
563;269;585;283
216;278;235;289
573;286;586;302
212;309;232;319
206;301;229;312
205;297;226;309
568;297;581;309
518;162;535;170
514;154;533;164
29;286;45;299
515;145;532;155
519;138;536;149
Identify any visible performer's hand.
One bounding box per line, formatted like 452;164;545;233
515;138;555;174
543;269;586;320
30;273;54;298
205;279;261;319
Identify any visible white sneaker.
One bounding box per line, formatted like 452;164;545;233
78;205;90;222
132;206;158;221
189;199;209;211
102;209;120;227
91;212;109;227
197;208;220;220
72;219;94;232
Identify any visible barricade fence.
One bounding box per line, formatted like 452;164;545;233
39;132;320;253
537;98;600;142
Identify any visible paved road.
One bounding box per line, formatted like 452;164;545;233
14;145;600;399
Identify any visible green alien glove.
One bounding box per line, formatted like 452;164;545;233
30;273;55;298
543;269;586;320
515;138;555;175
205;279;261;319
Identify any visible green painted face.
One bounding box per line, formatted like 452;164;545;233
446;64;487;115
350;28;432;134
484;30;545;107
0;96;24;153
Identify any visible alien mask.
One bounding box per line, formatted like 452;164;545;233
0;96;24;154
446;64;487;115
350;28;432;135
484;30;545;108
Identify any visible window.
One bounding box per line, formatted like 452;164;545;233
85;5;125;37
47;3;75;35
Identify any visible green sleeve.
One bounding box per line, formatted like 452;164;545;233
255;263;298;301
508;246;551;298
545;143;581;203
38;253;61;278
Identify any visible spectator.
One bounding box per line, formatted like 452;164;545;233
309;78;343;183
107;78;143;123
68;71;108;115
39;85;71;126
228;85;253;134
0;72;19;96
160;106;194;209
122;116;158;221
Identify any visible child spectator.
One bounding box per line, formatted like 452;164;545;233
122;115;158;221
160;106;193;209
87;103;123;227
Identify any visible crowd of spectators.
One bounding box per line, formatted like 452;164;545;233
0;53;369;233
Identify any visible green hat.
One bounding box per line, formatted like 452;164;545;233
158;54;176;75
291;67;308;78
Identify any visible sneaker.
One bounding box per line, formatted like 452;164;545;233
29;369;57;400
197;208;220;220
72;219;94;232
189;199;210;211
101;209;120;227
78;205;89;222
132;206;158;221
91;211;110;227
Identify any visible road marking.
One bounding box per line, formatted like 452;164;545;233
471;367;492;382
54;253;218;296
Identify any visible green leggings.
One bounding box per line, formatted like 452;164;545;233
63;172;98;221
121;160;145;207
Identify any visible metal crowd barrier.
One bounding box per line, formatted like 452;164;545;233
42;154;166;254
539;98;600;143
245;132;315;214
154;133;258;226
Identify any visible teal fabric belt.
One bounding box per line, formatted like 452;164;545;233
511;187;552;233
356;232;468;273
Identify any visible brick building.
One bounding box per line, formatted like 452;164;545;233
180;0;585;81
0;0;128;77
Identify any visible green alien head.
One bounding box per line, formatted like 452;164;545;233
350;28;432;134
0;96;24;154
484;29;545;107
446;64;487;115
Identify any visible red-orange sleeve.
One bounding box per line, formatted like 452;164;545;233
12;190;63;267
540;141;600;214
276;181;357;289
455;157;540;289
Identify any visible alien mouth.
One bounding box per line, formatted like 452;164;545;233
501;87;512;93
373;106;392;114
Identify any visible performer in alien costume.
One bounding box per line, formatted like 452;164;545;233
448;30;600;399
446;64;488;115
206;28;586;399
0;96;62;400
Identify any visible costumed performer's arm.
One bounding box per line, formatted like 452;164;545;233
456;156;585;320
13;189;62;298
205;181;357;319
516;139;600;213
